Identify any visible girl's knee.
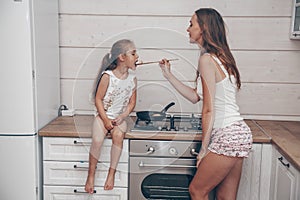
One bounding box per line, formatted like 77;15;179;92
93;136;103;146
92;131;106;145
111;130;124;145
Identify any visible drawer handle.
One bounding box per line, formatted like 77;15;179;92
73;140;91;145
74;164;96;169
74;164;88;169
74;189;96;194
278;157;290;168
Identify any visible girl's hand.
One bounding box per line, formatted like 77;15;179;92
159;58;172;79
112;115;125;126
103;119;114;130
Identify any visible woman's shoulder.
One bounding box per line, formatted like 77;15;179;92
199;53;214;62
198;53;217;71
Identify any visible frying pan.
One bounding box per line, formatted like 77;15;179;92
136;102;175;121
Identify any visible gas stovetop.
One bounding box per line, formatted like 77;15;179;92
131;113;202;133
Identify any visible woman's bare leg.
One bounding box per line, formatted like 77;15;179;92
189;152;242;200
215;158;243;200
85;116;107;193
104;121;127;190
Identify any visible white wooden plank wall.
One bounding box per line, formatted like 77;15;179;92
59;0;300;120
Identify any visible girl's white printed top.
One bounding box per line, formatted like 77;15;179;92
102;70;136;119
197;55;243;129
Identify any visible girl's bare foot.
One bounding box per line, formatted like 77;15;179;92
85;175;95;194
104;168;116;190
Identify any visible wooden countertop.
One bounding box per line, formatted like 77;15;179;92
39;115;300;170
38;115;270;142
254;120;300;171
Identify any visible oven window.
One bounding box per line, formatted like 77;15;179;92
141;173;193;199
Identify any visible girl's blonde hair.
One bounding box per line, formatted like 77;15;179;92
92;39;135;100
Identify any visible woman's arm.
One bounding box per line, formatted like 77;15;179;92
197;55;216;166
95;73;114;130
159;59;200;104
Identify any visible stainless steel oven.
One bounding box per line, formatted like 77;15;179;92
129;140;215;200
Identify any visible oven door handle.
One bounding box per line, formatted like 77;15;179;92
138;161;196;168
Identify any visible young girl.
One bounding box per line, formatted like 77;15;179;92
85;39;138;193
160;8;252;200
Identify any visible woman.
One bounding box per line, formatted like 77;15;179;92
159;8;252;200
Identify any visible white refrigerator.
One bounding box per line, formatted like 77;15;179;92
0;1;60;200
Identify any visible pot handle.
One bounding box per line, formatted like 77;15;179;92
161;102;175;113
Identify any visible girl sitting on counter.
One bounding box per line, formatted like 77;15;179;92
85;39;138;193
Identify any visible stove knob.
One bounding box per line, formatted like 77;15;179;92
147;146;155;154
169;147;178;155
183;126;188;132
190;148;199;156
157;126;162;131
175;126;179;131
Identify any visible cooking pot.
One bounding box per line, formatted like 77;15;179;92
136;102;175;121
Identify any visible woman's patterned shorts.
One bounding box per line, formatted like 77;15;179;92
208;120;253;157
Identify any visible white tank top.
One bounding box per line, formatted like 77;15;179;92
197;55;243;128
102;70;136;119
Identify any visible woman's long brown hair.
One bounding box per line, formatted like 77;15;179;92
195;8;241;89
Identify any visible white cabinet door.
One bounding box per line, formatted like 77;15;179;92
237;143;261;200
44;186;127;200
271;147;299;200
44;161;128;187
237;143;272;200
43;137;128;162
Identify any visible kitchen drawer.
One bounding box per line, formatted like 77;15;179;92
44;161;128;187
43;137;128;162
44;185;127;200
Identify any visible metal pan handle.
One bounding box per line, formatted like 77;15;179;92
160;102;175;113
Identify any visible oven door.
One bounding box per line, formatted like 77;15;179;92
129;156;196;200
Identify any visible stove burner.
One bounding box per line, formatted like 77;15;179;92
132;113;202;133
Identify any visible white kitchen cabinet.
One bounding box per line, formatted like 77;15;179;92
237;143;273;200
44;186;127;200
270;146;300;200
43;137;128;162
44;161;128;187
43;137;128;200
